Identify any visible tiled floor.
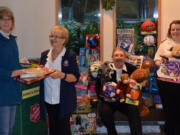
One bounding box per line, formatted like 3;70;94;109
98;134;164;135
96;124;165;135
96;132;164;134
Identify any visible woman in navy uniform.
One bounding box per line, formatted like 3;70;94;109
40;26;80;135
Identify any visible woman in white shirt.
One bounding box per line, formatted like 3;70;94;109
154;20;180;135
40;26;80;135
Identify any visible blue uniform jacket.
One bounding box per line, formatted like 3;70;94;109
40;49;80;120
0;33;22;106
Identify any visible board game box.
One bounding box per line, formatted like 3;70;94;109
15;67;55;85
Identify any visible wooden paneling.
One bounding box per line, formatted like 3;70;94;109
100;0;104;62
113;1;116;49
157;0;161;47
55;0;59;25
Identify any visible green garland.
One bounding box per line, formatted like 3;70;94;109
101;0;115;10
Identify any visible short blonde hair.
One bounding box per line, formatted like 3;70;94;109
0;7;14;31
51;26;69;46
112;48;128;58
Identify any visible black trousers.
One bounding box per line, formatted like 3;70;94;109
157;80;180;135
99;100;142;135
45;103;71;135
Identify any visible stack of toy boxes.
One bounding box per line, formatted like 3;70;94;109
79;48;100;67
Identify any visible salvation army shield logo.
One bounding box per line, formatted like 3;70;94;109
30;104;40;123
63;60;69;67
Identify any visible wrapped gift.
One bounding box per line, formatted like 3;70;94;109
20;68;44;79
15;67;55;85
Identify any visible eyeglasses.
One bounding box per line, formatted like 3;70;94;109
0;18;12;21
49;35;64;39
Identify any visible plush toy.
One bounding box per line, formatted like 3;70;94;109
141;59;155;72
102;82;117;102
171;45;180;58
89;61;102;80
116;73;131;102
160;44;180;59
143;35;155;46
128;68;150;117
140;59;155;90
125;68;150;105
130;68;149;83
101;61;116;81
90;61;117;101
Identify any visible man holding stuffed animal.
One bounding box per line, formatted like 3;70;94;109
98;48;143;135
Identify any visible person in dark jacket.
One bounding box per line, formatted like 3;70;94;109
98;48;142;135
40;26;80;135
0;7;24;135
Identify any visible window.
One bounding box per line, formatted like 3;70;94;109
58;0;100;54
116;0;158;20
116;0;159;56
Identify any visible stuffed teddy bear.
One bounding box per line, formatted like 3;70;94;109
129;68;149;97
160;44;180;59
116;73;131;102
128;68;150;117
130;68;150;84
116;68;150;104
124;68;149;106
141;59;155;72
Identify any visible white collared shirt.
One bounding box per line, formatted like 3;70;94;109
116;64;127;81
0;30;10;39
44;47;66;104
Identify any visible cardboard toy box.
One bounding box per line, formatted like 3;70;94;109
78;48;100;67
75;66;89;90
79;48;86;67
70;112;96;135
76;95;91;113
157;58;180;84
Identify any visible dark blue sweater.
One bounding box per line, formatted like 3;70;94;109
0;33;22;106
40;49;80;120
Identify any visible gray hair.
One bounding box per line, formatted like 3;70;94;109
112;48;128;58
